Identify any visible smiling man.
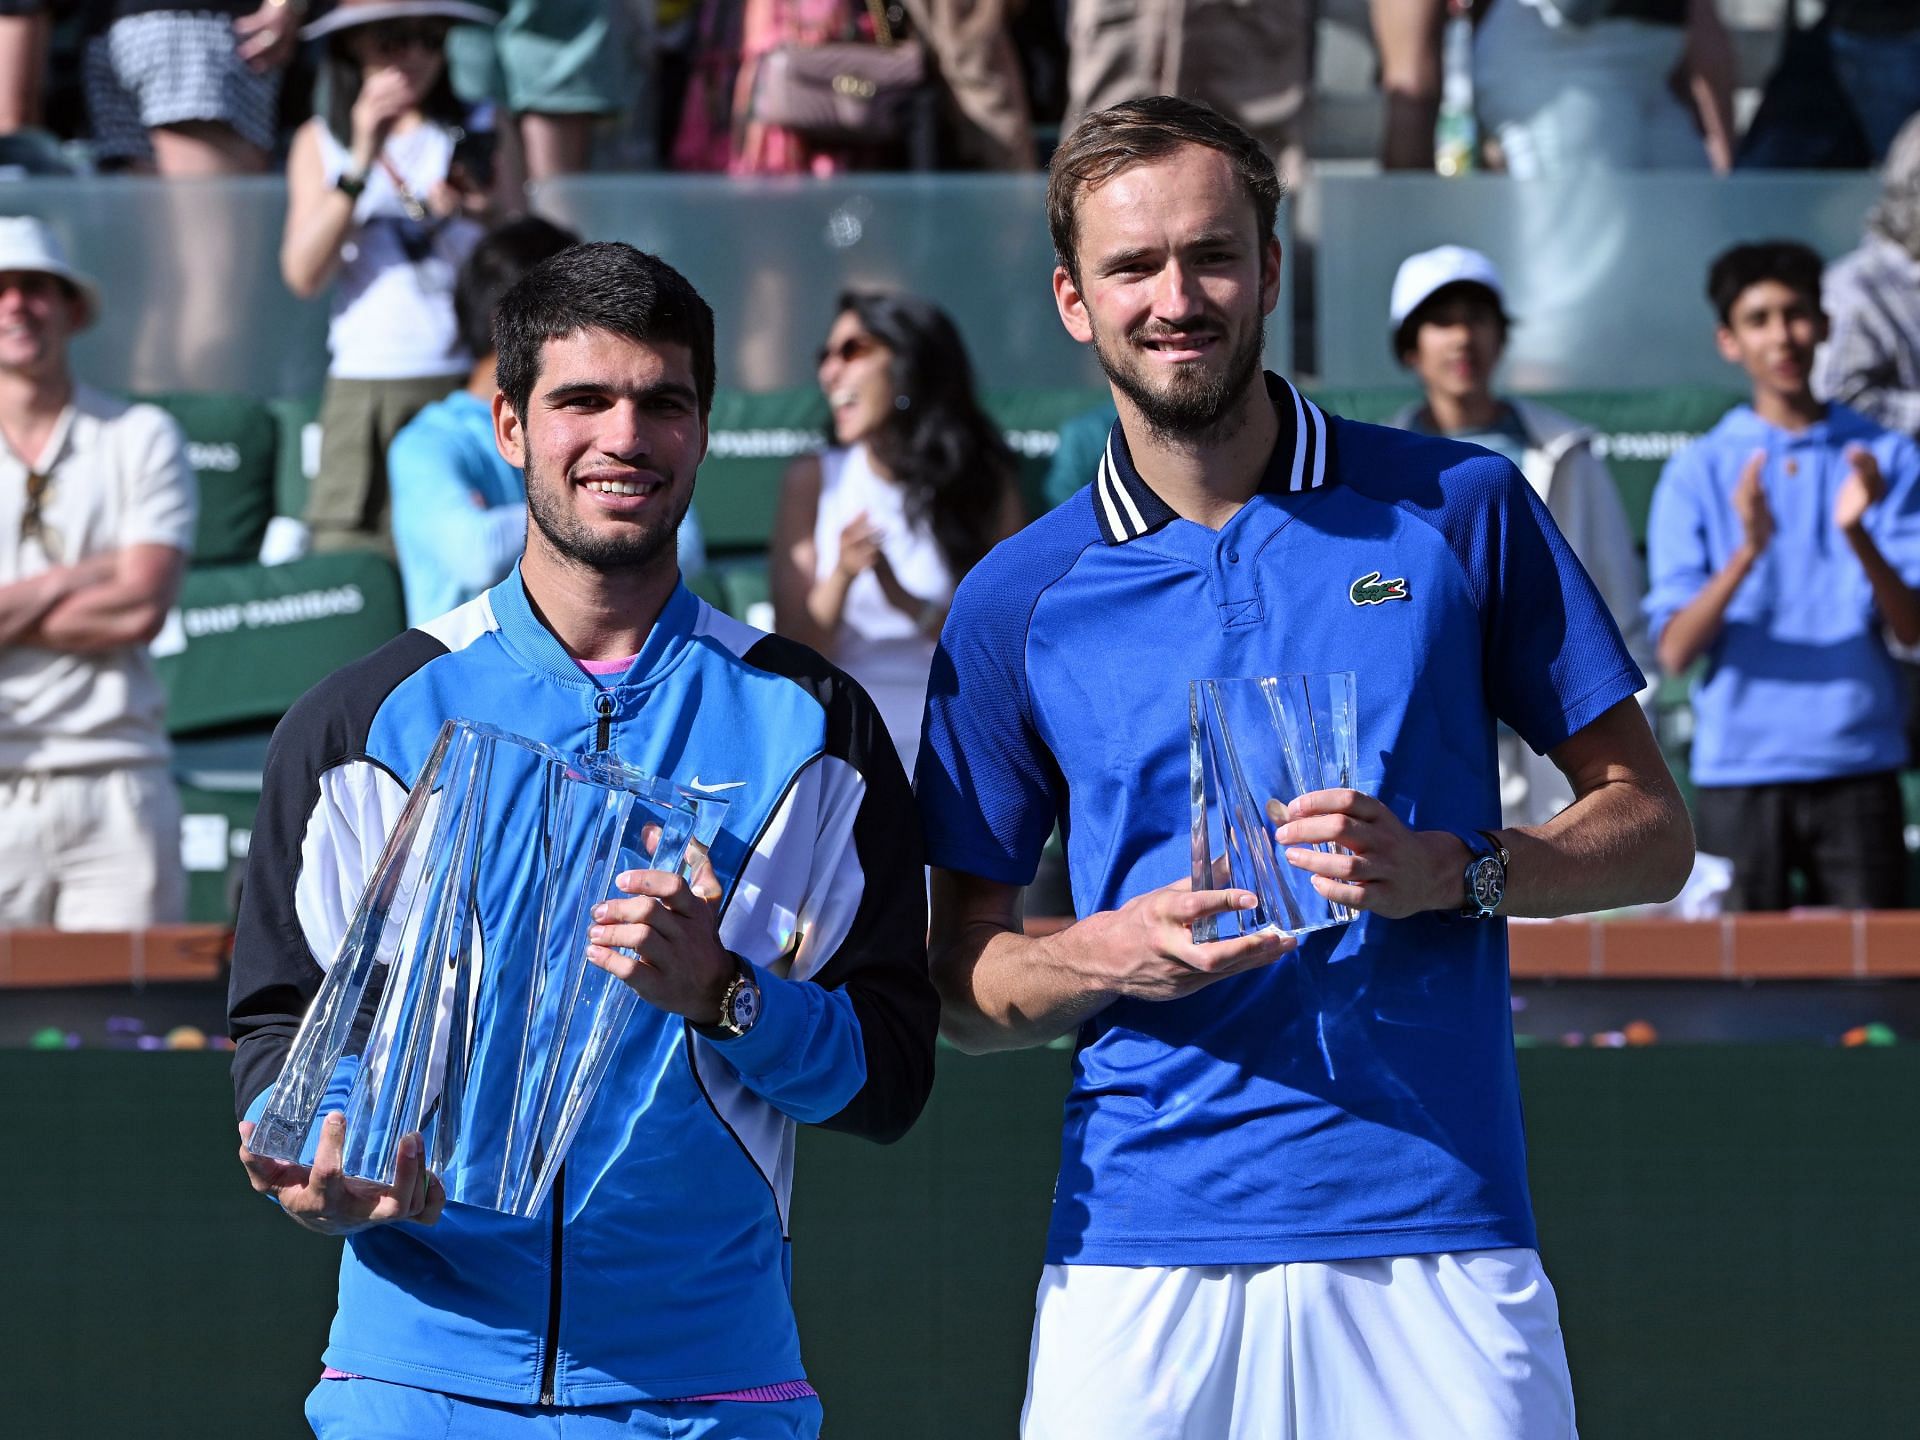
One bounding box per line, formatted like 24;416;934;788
229;242;937;1439
916;98;1693;1439
0;216;195;930
1647;241;1920;912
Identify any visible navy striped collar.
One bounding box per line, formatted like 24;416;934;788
1092;372;1335;545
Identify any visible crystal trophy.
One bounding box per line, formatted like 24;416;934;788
1189;672;1359;941
247;718;729;1218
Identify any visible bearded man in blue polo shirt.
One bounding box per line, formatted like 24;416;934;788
917;97;1695;1439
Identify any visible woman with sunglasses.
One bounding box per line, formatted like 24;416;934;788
772;291;1026;769
281;0;499;555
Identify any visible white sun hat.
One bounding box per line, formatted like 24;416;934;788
0;216;102;329
1389;245;1508;330
302;0;501;42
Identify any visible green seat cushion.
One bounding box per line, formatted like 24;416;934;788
142;392;280;567
153;551;405;734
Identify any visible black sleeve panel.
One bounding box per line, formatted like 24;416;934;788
740;633;939;1145
228;628;449;1119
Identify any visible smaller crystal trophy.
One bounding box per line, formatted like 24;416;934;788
247;719;730;1218
1189;672;1360;941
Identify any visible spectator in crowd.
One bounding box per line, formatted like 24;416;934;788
0;0;47;136
446;0;625;184
1647;241;1920;911
1815;115;1920;438
1470;0;1735;176
900;0;1036;169
1059;0;1314;187
1387;244;1649;825
83;0;294;174
1828;0;1920;164
233;241;937;1440
282;0;495;555
0;217;195;929
388;217;708;624
771;290;1023;769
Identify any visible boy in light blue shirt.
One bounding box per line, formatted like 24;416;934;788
388;219;706;624
1645;240;1920;909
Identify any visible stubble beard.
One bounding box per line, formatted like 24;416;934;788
1094;313;1266;446
525;457;686;577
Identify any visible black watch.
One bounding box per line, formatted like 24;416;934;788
1460;829;1508;919
335;170;367;201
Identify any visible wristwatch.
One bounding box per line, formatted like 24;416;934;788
1460;829;1509;919
335;170;368;201
711;964;762;1039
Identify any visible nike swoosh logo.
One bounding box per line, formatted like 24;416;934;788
688;777;748;793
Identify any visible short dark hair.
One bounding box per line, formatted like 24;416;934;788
1707;241;1825;325
1046;96;1281;285
494;242;717;422
1392;282;1511;364
455;217;580;360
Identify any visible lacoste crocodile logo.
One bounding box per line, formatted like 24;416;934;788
1349;571;1410;606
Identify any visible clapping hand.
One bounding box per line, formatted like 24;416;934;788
1734;449;1774;557
1835;444;1885;536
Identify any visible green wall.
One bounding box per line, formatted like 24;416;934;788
4;1047;1915;1437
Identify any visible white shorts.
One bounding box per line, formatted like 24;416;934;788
0;765;185;929
1022;1251;1577;1440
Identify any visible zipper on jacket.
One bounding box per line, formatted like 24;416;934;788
539;1163;565;1404
542;691;613;1404
594;691;614;753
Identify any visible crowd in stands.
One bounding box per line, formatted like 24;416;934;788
0;3;1914;181
5;5;1920;931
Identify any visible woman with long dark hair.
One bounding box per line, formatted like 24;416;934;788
280;0;496;554
772;290;1025;768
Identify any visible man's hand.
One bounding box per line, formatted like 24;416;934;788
1734;448;1774;557
586;856;733;1024
1275;790;1464;919
1835;444;1886;536
237;1113;445;1236
1064;878;1296;1004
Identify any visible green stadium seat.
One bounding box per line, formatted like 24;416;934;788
266;394;322;522
152;551;405;734
143;391;280;566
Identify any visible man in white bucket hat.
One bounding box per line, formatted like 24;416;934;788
0;215;197;930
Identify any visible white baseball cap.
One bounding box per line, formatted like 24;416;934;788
1389;245;1507;332
0;216;101;329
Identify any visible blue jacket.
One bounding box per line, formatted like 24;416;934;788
230;569;936;1405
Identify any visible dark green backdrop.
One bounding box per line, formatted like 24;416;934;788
4;1046;1914;1437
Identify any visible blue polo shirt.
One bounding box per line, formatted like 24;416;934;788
918;372;1642;1266
1644;402;1920;789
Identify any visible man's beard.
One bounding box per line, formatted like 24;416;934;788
525;459;687;575
1094;315;1265;443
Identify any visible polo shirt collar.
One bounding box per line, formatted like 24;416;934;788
1093;372;1334;545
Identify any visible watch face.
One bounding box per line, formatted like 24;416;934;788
728;979;761;1034
1470;856;1504;911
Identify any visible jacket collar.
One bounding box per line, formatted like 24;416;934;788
489;564;698;689
1093;371;1334;545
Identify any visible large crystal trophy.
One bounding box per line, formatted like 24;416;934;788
1189;672;1360;941
247;719;729;1218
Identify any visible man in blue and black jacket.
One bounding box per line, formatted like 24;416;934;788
230;241;938;1440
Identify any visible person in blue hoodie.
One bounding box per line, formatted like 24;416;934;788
1646;240;1920;910
231;241;938;1439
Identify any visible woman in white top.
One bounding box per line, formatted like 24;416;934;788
772;291;1024;771
281;0;497;554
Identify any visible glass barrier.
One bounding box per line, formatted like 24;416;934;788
1316;170;1882;391
534;174;1293;392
